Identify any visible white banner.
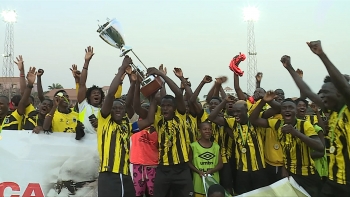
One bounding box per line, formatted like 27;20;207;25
0;130;99;197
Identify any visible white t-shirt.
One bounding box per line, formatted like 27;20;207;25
78;99;100;134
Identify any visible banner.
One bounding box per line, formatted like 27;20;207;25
236;177;310;197
202;175;232;197
0;130;99;197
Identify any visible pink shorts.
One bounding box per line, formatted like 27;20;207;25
132;164;157;196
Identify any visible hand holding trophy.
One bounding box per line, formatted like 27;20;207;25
97;18;164;97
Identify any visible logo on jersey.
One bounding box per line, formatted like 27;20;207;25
198;151;215;161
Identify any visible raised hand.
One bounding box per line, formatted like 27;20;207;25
26;67;37;85
296;69;303;78
202;75;213;83
159;64;167;75
147;67;161;76
130;71;137;82
37;69;44;77
125;65;133;75
173;67;183;78
215;76;228;84
70;64;81;79
14;55;24;71
122;55;132;69
280;55;291;68
263;90;275;103
255;72;263;82
85;46;95;61
306;40;324;55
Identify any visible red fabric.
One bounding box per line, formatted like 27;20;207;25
248;96;255;104
229;53;246;76
130;130;158;165
8;102;14;111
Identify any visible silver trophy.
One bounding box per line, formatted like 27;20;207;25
97;18;163;97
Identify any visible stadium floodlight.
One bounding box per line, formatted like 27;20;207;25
243;7;259;21
1;10;17;23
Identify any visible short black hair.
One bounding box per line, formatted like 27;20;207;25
208;184;225;196
11;95;21;106
54;90;66;97
324;75;350;83
281;98;296;104
114;98;125;105
42;98;54;107
210;96;222;103
294;98;309;107
86;85;105;105
0;95;9;103
275;88;284;92
162;95;176;107
199;121;211;130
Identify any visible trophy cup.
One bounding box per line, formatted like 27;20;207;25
97;18;164;97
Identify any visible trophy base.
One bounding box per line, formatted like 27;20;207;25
140;76;164;98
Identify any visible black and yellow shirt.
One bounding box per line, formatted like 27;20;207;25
247;100;269;115
154;107;189;166
305;115;318;126
50;109;79;133
261;113;284;167
226;118;265;172
200;111;231;164
326;106;350;184
186;113;198;146
23;111;45;130
97;112;139;175
2;110;22;130
268;119;317;176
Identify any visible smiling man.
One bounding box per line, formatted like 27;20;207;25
250;91;324;197
208;97;268;195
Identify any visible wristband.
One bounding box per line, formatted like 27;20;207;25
83;67;88;70
27;84;34;88
45;114;52;117
20;74;25;77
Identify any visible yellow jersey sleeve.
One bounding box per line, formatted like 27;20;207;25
153;106;162;128
200;110;209;122
114;85;122;98
25;104;36;117
313;125;323;133
225;117;236;129
267;119;279;130
2;110;23;130
75;83;79;95
302;121;317;137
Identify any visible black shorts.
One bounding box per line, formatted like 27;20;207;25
235;169;269;195
98;172;135;197
153;163;194;197
320;179;350;197
265;163;283;185
290;172;321;197
219;162;233;190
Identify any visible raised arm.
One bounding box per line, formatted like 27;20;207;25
205;83;216;104
100;56;131;118
159;64;167;98
125;71;136;119
255;72;262;89
190;75;212;115
219;86;227;100
36;69;45;102
281;55;324;108
70;64;81;96
307;40;350;105
148;67;185;114
208;98;228;126
136;93;157;130
77;46;94;104
295;69;307;99
17;67;37;116
133;75;148;119
14;55;26;96
234;73;246;100
249;91;276;128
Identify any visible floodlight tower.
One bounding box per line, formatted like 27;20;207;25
243;7;259;96
1;10;17;98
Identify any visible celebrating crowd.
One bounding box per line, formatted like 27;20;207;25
1;40;349;197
